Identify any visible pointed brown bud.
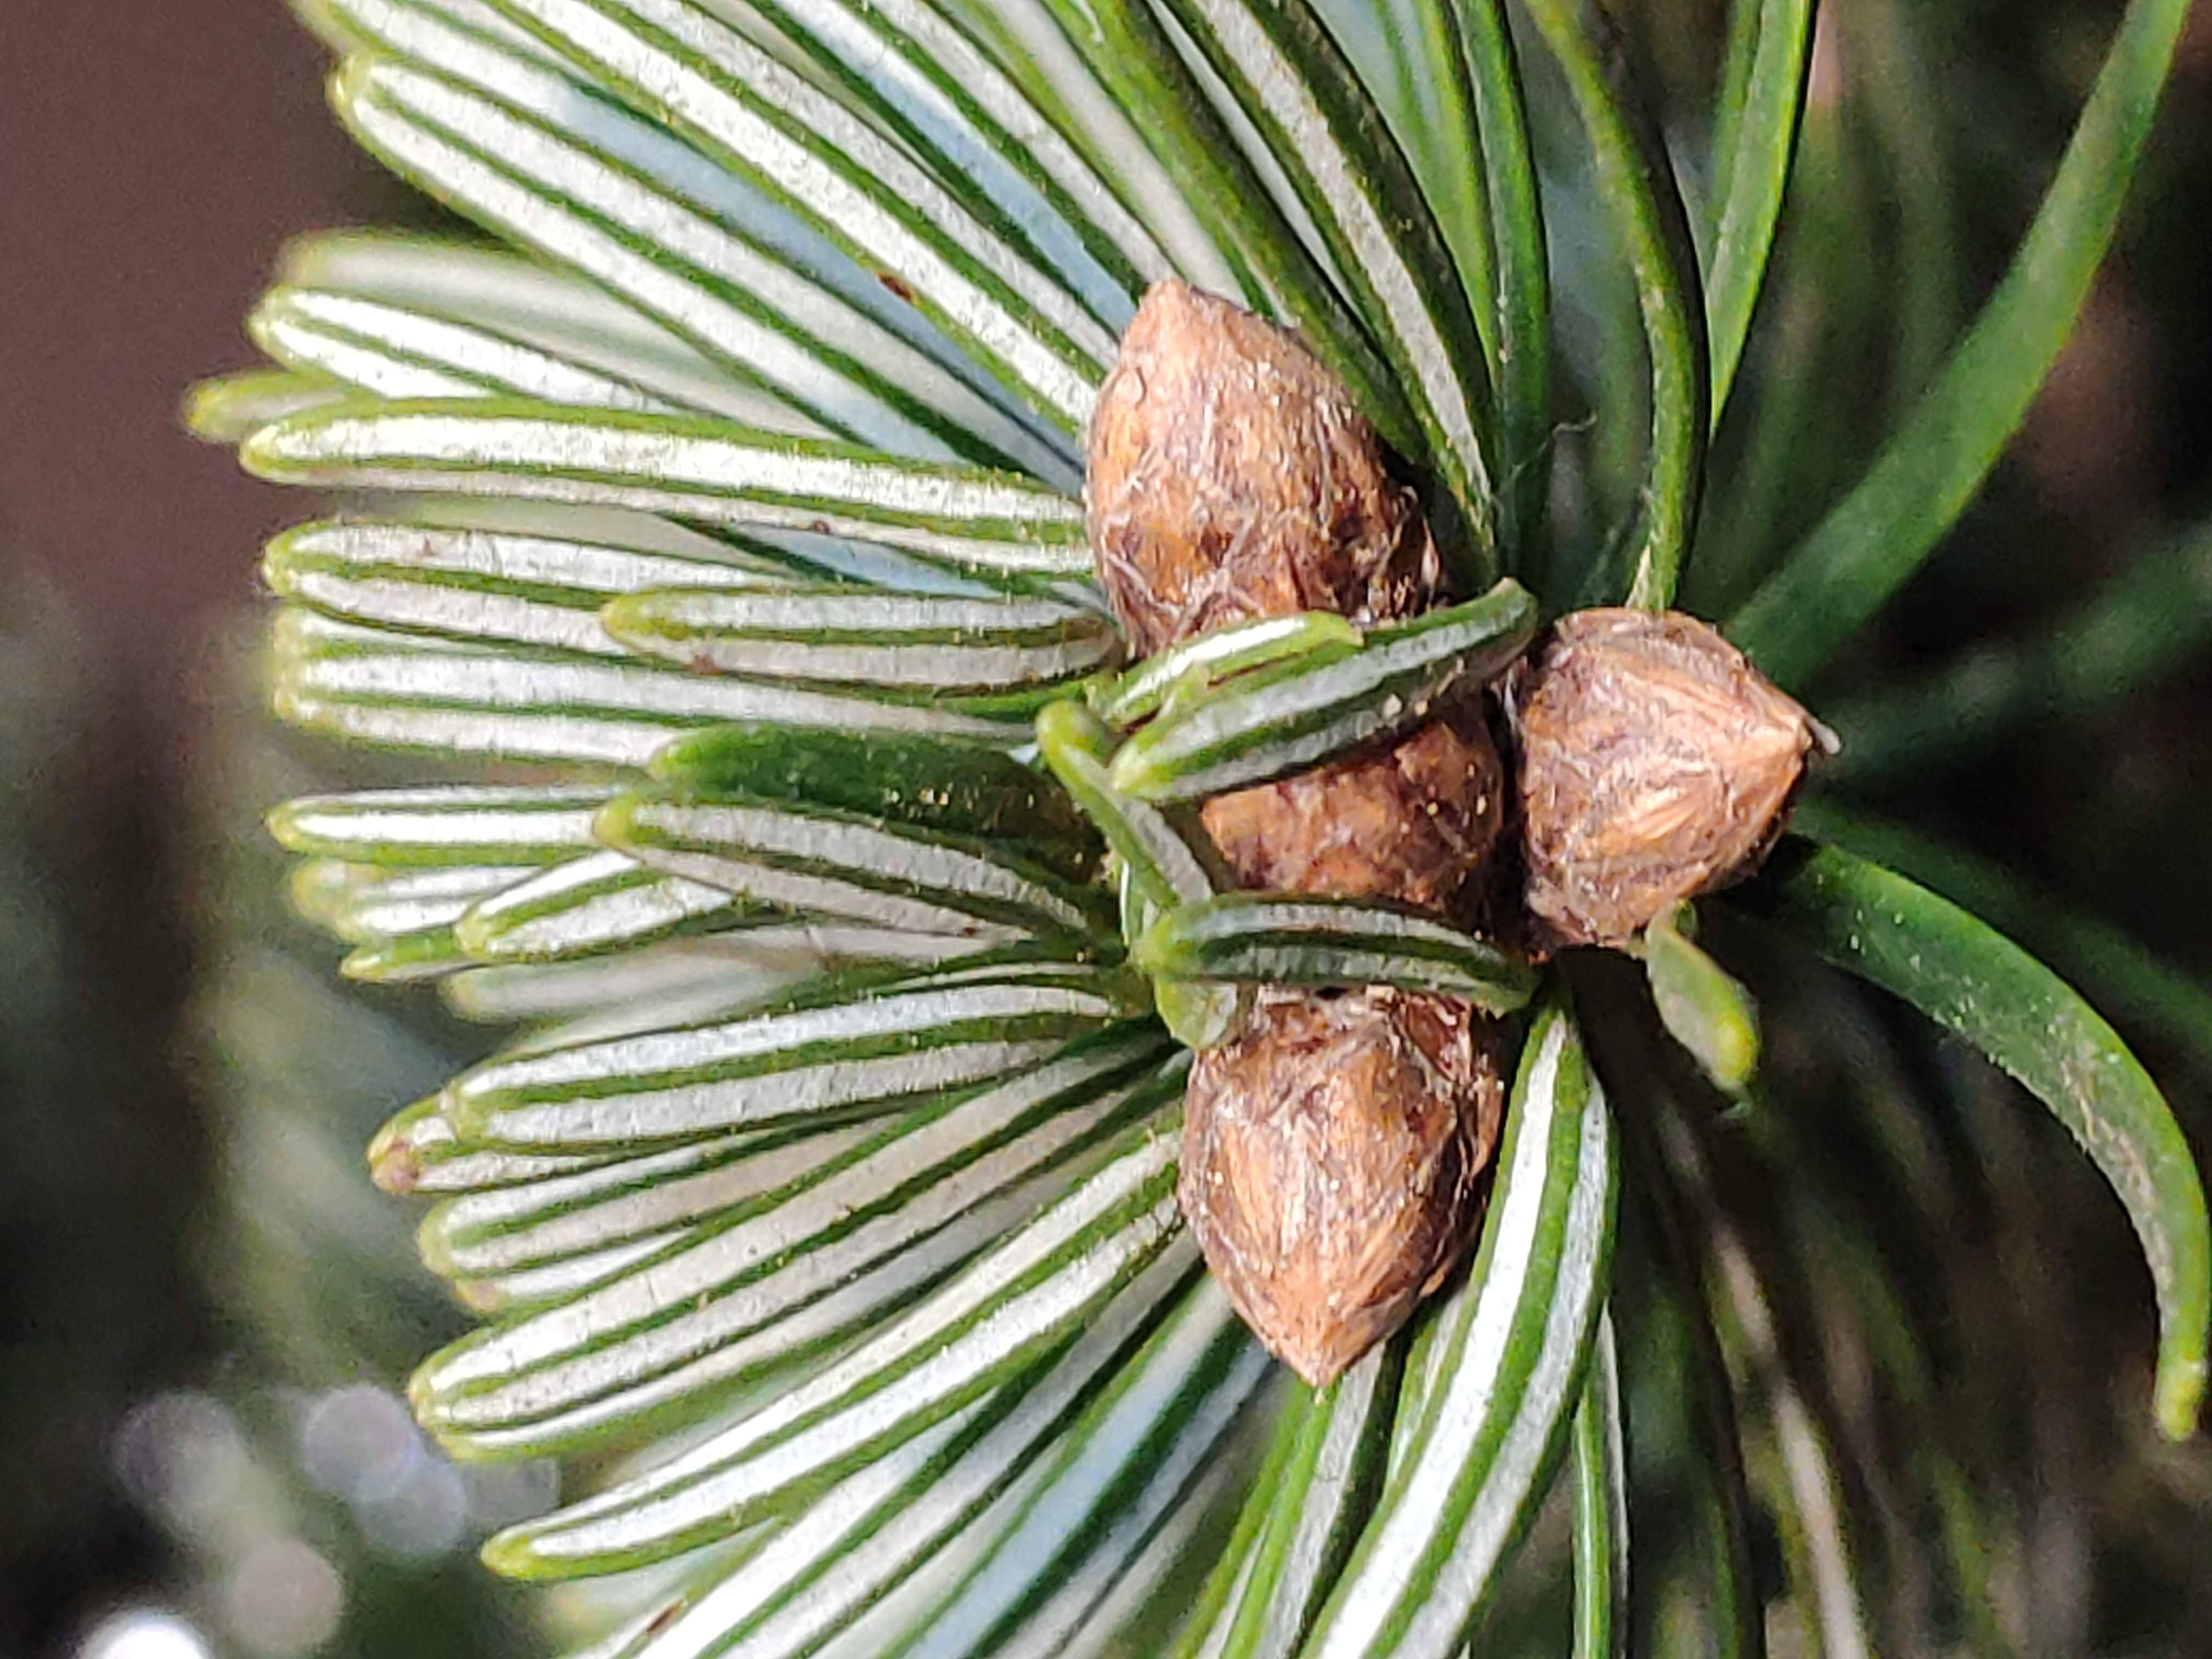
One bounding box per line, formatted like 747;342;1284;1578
1178;988;1508;1385
1512;607;1822;948
1086;279;1444;656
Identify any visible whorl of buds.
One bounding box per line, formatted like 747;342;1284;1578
1511;607;1822;948
1089;280;1513;1384
1178;988;1507;1385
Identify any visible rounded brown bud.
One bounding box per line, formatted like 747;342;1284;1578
1513;607;1821;948
1086;279;1444;657
1199;697;1504;917
1178;988;1508;1385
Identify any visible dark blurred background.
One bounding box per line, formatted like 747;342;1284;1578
1;9;548;1657
2;3;2210;1657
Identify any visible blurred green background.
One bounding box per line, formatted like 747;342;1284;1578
3;2;2211;1655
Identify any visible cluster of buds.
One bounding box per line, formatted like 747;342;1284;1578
1086;281;1818;1383
1088;282;1508;921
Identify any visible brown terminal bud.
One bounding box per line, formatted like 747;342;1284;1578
1086;279;1446;656
1513;607;1824;949
1178;988;1508;1385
